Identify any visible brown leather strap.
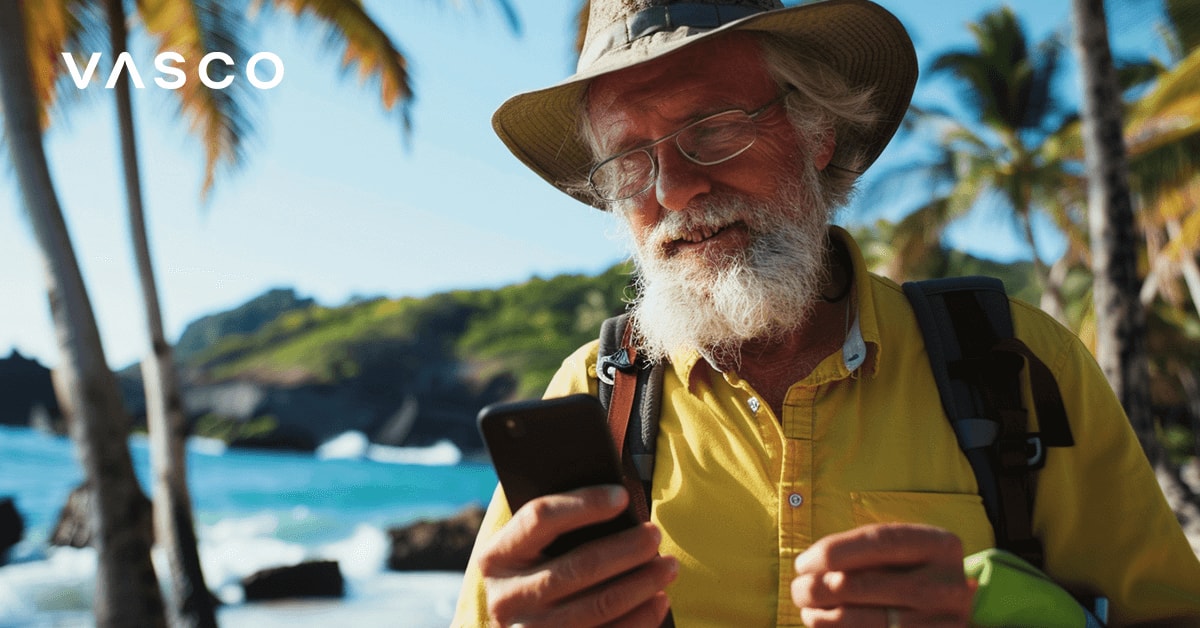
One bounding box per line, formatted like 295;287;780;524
603;324;672;627
606;323;652;524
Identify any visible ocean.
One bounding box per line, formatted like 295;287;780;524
0;424;499;627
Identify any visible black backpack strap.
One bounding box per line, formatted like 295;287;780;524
903;277;1073;569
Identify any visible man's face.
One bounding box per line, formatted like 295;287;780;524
586;34;832;276
585;35;841;360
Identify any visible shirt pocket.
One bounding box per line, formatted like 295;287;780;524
849;491;995;556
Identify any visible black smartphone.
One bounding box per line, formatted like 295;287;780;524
477;393;640;557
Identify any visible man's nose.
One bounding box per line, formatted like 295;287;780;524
654;143;711;212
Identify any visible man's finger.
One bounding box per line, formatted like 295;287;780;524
794;523;964;574
539;555;678;627
520;522;665;603
794;565;972;615
485;485;629;566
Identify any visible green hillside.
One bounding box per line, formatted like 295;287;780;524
187;262;636;399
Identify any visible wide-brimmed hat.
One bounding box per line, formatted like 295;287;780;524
492;0;917;209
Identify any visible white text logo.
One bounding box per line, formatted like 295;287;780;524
62;52;284;90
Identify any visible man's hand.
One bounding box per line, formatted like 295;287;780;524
791;523;977;627
479;485;678;628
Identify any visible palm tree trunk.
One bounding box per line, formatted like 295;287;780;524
1069;0;1200;528
1069;0;1158;459
1019;209;1067;322
0;4;166;627
104;1;217;625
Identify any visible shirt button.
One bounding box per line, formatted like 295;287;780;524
788;493;803;508
748;397;761;414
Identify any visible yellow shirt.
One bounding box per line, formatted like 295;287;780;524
453;229;1200;627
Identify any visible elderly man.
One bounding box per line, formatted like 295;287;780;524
453;0;1200;626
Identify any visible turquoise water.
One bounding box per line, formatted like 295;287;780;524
0;424;499;626
0;424;497;549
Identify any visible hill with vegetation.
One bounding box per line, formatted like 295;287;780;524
185;262;635;399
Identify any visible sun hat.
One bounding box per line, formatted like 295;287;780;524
491;0;917;209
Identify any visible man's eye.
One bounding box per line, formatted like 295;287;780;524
611;154;643;173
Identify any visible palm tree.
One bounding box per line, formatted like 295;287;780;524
0;4;166;627
21;1;520;625
1111;0;1200;534
875;8;1085;320
1070;0;1156;457
1127;18;1200;312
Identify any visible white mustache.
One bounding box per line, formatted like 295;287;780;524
644;201;745;250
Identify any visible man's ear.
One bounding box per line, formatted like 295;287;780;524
814;135;836;171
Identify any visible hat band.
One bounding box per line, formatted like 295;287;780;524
579;3;768;69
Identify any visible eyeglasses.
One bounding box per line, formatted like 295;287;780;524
587;90;793;203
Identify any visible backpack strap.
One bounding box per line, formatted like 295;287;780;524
598;313;674;628
903;276;1074;569
597;313;665;523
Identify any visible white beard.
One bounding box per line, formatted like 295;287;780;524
619;162;835;365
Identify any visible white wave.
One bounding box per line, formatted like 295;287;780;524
317;524;389;580
316;432;463;466
0;544;464;627
187;436;228;456
0;547;95;616
367;440;462;466
315;431;370;460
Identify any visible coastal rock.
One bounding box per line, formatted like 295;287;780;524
387;504;486;571
0;497;24;564
241;560;344;601
0;350;62;430
165;375;491;454
49;482;151;548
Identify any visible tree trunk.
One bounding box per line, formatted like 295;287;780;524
1042;253;1072;322
104;1;217;626
0;4;166;627
1069;0;1200;528
1070;0;1158;459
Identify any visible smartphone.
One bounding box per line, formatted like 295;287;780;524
477;393;640;557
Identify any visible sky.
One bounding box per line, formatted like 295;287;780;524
0;0;1171;369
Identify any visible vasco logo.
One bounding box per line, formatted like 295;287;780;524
62;52;284;90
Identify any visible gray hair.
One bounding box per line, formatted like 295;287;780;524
756;32;880;209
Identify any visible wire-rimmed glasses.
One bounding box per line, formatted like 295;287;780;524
587;90;793;203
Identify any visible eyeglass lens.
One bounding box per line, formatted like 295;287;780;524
591;110;758;201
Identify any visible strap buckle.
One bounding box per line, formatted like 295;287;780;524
998;434;1045;472
597;348;634;385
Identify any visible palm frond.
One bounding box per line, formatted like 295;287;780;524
137;0;255;196
263;0;414;131
1165;0;1200;57
21;0;101;129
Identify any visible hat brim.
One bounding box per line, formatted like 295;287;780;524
491;0;917;209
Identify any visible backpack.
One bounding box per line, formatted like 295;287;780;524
596;276;1075;568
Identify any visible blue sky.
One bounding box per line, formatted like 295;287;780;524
0;0;1167;368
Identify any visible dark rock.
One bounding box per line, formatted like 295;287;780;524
49;482;151;548
387;504;485;571
0;350;63;430
177;377;491;454
227;421;318;452
50;484;93;548
241;560;344;601
0;497;24;564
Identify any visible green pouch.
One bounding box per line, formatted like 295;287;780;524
964;548;1103;627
